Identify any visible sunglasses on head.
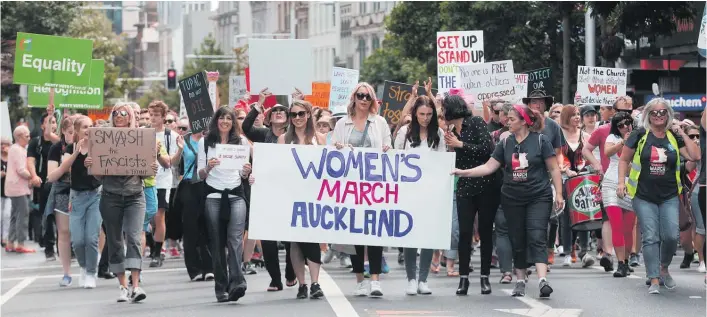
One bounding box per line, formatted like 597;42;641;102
617;120;633;129
356;92;372;101
689;134;700;140
289;111;307;118
649;109;668;118
112;110;128;117
177;126;188;131
165;119;174;124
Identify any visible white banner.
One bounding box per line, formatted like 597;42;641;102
249;143;456;249
215;144;250;171
1;102;11;142
229;75;247;107
576;66;627;105
436;31;484;94
249;39;314;95
459;60;515;103
514;74;528;103
328;67;359;115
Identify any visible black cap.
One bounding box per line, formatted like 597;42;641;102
580;105;598;117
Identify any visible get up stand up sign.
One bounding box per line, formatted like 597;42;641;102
436;31;484;95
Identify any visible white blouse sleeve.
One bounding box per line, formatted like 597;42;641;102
437;128;447;152
394;125;408;150
197;138;207;174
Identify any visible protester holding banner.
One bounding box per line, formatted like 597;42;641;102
453;103;563;298
197;106;251;302
394;95;446;295
45;115;77;286
617;98;700;294
601;111;636;278
276;100;326;299
441;94;498;296
332;82;391;297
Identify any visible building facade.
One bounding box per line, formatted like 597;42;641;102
309;2;340;81
338;1;395;70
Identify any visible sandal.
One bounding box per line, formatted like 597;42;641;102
5;247;15;253
430;263;440;274
15;247;36;253
447;270;459;277
267;281;283;292
286;279;298;287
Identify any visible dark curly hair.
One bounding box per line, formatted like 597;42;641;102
442;95;471;121
205;107;243;148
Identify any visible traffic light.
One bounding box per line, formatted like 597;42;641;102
167;69;177;90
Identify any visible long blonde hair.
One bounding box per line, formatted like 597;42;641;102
347;82;379;117
73;115;93;143
110;102;138;128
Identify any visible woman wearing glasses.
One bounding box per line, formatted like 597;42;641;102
617;99;700;294
683;122;706;273
332;82;391;297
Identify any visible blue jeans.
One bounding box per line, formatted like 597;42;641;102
633;196;679;279
204;196;247;296
691;188;705;235
69;189;102;274
444;194;459;260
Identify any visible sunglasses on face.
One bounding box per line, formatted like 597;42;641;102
552;110;562;115
177;126;188;131
271;109;286;114
649;109;668;118
689;134;700;140
355;93;372;101
493;110;501;115
617;120;633;129
289;111;307;118
112;110;129;117
165;119;174;124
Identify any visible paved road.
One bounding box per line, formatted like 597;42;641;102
1;244;705;317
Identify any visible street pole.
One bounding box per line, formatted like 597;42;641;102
290;3;296;39
585;8;596;67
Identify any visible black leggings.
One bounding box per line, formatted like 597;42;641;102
291;242;322;264
457;186;500;276
262;240;295;283
351;245;382;274
503;194;552;270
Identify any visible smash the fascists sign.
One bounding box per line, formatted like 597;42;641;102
88;127;157;176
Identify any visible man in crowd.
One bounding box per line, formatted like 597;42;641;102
6;126;35;253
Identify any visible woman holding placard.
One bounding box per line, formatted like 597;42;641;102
277;99;327;299
452;104;563;298
394;94;446;296
332;82;392;298
197;106;252;303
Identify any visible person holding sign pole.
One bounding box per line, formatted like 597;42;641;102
452;104;563;298
332;82;391;298
197;106;252;303
277;99;327;299
394;95;446;296
85;105;158;303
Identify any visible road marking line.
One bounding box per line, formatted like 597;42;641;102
318;267;360;317
375;311;455;315
1;268;187;282
1;277;36;306
689;296;702;299
502;289;552;310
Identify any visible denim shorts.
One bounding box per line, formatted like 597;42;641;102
143;186;157;232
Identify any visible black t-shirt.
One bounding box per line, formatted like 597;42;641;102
486;120;502;133
543;117;566;149
492;132;555;201
27;135;53;181
66;144;101;191
625;128;685;204
48;141;71;183
1;159;6;197
699;127;706;185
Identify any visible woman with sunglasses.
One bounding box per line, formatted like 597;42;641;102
394;95;446;295
332;82;391;297
601;112;636;277
679;123;705;273
45;115;76;287
453;104;563;298
198;106;252;302
617;99;700;294
277;100;326;299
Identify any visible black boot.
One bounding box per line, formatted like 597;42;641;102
480;276;491;295
455;277;469;295
680;252;693;269
613;261;628;278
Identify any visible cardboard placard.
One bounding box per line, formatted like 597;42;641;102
329;67;359;115
458;60;515;103
248;39;313;95
380;80;438;125
13;32;95;88
179;71;214;133
304;82;331;109
514;74;529;103
88;127;156;176
229;75;247;107
526;67;553;96
576;66;627;105
214;144;250;171
87;108;112;122
436;31;484;94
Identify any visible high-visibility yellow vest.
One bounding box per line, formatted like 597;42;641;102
626;130;682;198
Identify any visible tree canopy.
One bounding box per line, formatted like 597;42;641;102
182;34;233;107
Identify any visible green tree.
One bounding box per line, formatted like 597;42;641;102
1;1;82;129
136;81;180;112
182;34;233;107
360;36;428;88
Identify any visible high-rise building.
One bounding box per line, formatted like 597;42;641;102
157;1;212;75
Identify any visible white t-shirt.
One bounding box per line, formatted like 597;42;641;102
155;129;179;189
198;136;249;198
393;125;447;152
604;134;624;184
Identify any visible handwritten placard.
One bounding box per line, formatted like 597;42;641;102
179;71;214;133
526;67;553;96
576;66;627;105
248;143;455;249
459;60;515;103
229;75;247;107
304;82;332;109
214;144;250;171
88;127;156;176
380;81;437;125
329;67;359;115
436;31;484;94
514;74;528;103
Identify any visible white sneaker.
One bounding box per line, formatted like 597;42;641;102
322;249;335;264
563;256;572;267
131;286;147;302
78;268;87;287
84;273;97;289
557;246;564;255
341;256;352;268
405;279;417;295
117;286;130;302
698;262;706;273
354;281;369;296
581;254;596;268
369;281;383;297
417;281;432;295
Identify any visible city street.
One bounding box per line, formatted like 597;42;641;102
1;245;705;317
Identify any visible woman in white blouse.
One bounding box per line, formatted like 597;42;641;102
197;106;253;303
394;95;446;296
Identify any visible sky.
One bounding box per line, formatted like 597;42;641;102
211;0;219;11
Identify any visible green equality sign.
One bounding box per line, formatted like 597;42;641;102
27;59;104;109
13;32;94;87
